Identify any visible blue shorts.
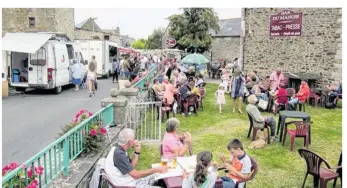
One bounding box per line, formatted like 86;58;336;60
72;78;81;85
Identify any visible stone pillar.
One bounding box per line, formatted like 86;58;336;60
101;81;139;126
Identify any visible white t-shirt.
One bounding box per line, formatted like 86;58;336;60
105;147;136;186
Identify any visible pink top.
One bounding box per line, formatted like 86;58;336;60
162;133;183;159
269;72;284;90
163;84;176;105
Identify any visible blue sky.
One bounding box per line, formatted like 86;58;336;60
75;8;241;39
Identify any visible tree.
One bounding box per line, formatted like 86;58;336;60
168;8;220;53
131;39;147;49
146;28;165;49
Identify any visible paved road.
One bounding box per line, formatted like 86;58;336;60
2;78;118;166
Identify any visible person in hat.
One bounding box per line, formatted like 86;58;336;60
246;95;277;142
230;68;245;114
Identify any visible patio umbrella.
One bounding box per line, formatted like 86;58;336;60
181;53;209;65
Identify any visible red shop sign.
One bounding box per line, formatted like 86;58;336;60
269;10;303;37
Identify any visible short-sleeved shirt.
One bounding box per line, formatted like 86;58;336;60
105;145;135;186
269;72;284;91
228;153;252;188
162;133;183;159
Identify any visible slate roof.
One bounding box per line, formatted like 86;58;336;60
75;18;90;29
211;18;241;37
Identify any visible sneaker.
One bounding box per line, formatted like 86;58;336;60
270;136;277;142
89;93;92;97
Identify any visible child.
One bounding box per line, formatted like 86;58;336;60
182;151;218;188
220;139;252;188
221;69;230;92
215;83;226;114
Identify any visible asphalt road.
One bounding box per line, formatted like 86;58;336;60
2;78;118;166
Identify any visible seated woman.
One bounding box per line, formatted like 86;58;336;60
182;151;218;188
163;79;178;106
172;70;182;88
251;81;269;101
188;80;201;97
152;79;164;98
288;80;310;108
162;118;192;159
325;82;340;106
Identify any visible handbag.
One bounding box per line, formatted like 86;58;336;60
258;98;268;110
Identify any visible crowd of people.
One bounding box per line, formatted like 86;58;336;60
151;57;207;117
104;119;252;188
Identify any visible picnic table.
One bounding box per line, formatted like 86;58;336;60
152;155;223;188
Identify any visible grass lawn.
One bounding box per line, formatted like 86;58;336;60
136;83;342;188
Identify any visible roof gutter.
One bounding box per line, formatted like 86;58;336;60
239;8;246;71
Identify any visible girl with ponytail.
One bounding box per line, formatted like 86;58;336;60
182;151;218;188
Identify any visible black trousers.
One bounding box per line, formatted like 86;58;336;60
112;70;118;82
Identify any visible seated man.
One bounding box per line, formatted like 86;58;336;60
289;80;310;108
220;139;252;188
162;118;192;159
246;95;276;142
260;76;271;92
105;128;168;187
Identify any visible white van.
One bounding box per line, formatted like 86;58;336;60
2;32;85;94
74;39;120;78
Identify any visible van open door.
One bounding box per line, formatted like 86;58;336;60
53;43;70;91
28;47;48;87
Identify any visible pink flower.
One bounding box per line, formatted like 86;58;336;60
99;128;107;135
88;112;93;117
34;166;44;175
90;129;97;136
9;162;19;170
27;169;33;178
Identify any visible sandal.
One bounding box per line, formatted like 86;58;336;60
238;109;243;114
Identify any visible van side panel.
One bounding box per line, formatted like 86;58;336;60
75;40;104;76
53;43;70;87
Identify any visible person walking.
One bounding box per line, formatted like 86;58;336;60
71;60;82;91
112;57;119;83
87;55;97;97
230;68;245;114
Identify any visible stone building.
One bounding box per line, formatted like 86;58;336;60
209;18;241;62
74;17;121;44
120;35;135;47
2;8;75;40
242;8;342;83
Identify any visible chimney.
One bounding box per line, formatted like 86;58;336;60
116;27;120;36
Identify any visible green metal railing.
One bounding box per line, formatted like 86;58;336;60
2;104;114;188
133;63;163;93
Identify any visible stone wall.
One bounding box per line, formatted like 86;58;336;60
2;8;75;40
210;37;240;62
75;29;121;44
243;8;342;83
55;8;75;40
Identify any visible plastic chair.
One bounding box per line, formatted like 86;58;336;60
218;157;258;188
308;89;321;108
99;168;135;188
183;94;199;117
333;152;342;187
298;149;341;188
198;87;206;111
247;113;270;144
273;95;291;116
283;121;311;151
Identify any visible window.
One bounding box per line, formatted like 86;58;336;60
104;35;110;40
29;17;35;28
30;48;46;66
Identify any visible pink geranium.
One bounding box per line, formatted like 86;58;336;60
99;128;107;135
34;166;44;175
90;129;97;136
27;169;33;178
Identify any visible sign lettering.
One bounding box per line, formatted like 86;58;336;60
269;10;303;37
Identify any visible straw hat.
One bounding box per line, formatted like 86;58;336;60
247;94;258;104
